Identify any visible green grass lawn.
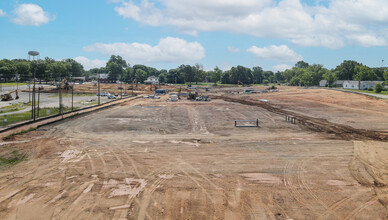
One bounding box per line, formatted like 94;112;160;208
341;88;388;95
0;83;28;86
0;102;37;114
0;106;79;127
0;150;27;168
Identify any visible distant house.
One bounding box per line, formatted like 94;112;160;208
319;80;327;87
144;76;159;85
333;80;344;87
89;74;112;83
343;80;384;90
72;76;85;83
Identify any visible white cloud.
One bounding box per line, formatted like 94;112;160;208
112;0;388;48
273;64;292;72
227;46;240;53
0;9;6;16
247;45;303;62
83;37;205;64
12;4;54;26
74;56;106;70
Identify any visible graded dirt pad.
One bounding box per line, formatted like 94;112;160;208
0;90;388;219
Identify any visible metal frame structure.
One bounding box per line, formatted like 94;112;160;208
235;119;259;127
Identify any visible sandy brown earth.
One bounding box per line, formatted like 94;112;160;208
0;87;388;219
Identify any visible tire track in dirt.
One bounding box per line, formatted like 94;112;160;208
55;151;99;219
344;197;378;220
297;157;343;219
111;147;174;219
282;160;320;216
109;149;153;220
87;151;109;219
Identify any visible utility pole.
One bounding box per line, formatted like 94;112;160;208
72;80;74;111
32;68;36;121
98;74;101;105
37;87;41;118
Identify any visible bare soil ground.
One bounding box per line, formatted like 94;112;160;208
0;86;388;219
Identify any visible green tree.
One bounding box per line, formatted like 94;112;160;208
0;59;17;82
210;66;222;83
30;60;47;83
334;60;362;80
252;66;263;84
158;73;166;83
64;59;84;77
323;71;337;87
375;83;383;93
221;71;231;84
179;65;194;83
135;69;147;83
354;65;377;81
106;55;127;82
295;61;309;68
16;62;30;82
383;69;388;84
275;71;285;83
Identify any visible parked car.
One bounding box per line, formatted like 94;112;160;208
107;95;116;99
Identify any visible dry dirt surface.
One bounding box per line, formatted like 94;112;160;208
1;88;388;219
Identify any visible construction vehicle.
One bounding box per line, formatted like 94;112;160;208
58;78;72;91
150;84;158;91
187;91;199;100
1;90;19;101
238;81;252;87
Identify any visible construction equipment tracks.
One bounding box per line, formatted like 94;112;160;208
213;95;388;142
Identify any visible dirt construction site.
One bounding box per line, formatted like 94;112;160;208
1;85;388;219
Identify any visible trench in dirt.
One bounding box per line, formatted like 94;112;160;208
214;95;388;142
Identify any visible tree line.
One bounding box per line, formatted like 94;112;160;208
1;55;388;86
0;58;84;83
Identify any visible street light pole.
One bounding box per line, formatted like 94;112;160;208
98;75;101;105
32;68;36;121
72;79;74;111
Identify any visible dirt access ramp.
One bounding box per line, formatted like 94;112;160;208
214;95;388;142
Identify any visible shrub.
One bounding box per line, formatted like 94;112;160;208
375;83;383;93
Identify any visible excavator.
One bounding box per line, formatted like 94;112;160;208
128;79;138;90
150;84;158;91
238;81;251;87
60;78;73;91
1;90;19;101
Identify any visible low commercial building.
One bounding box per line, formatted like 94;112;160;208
343;80;384;90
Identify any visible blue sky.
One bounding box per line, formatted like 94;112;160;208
1;0;388;71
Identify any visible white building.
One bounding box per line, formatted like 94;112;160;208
343;80;384;90
319;80;327;87
144;76;159;85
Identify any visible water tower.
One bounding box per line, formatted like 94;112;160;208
28;51;40;60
